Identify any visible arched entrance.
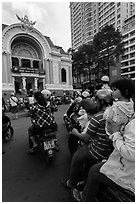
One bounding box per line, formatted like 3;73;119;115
11;34;45;94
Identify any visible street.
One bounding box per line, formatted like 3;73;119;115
2;105;74;202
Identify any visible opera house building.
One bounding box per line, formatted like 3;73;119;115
2;15;73;97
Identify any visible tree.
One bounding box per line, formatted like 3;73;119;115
93;25;125;78
72;43;95;86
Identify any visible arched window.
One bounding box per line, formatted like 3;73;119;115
61;68;66;82
12;57;19;66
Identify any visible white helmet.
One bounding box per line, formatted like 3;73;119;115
41;89;51;99
101;76;109;82
11;92;15;96
82;91;90;98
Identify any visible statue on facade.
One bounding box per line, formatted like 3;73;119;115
16;14;36;31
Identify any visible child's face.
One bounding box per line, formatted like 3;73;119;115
111;87;121;100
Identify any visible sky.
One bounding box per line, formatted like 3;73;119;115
2;1;71;52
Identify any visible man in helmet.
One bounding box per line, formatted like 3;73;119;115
27;89;59;153
101;75;111;90
79;91;98;115
62;88;114;190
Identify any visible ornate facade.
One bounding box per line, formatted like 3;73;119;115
2;15;73;97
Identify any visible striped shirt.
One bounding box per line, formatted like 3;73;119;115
87;111;114;160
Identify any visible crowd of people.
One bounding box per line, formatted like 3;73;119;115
62;76;135;201
2;75;135;201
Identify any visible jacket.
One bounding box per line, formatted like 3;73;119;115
100;117;135;193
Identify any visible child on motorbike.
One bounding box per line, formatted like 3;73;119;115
103;78;135;137
27;89;59;154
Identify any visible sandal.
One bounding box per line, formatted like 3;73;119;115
72;189;83;202
61;179;75;190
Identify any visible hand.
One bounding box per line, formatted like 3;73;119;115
107;121;121;135
71;128;78;136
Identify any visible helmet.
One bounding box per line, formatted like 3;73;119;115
101;76;109;82
82;91;90;98
11;93;14;96
75;96;82;103
96;89;113;104
41;89;51;99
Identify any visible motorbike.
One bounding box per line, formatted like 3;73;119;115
2;112;14;142
76;181;135;202
29;128;57;163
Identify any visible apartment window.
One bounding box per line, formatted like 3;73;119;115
123;34;128;39
130;59;135;65
130;31;135;37
122;55;128;60
130;53;135;58
124;48;129;53
117;2;120;7
130;45;135;51
124;41;128;46
130;38;135;44
117;14;120;19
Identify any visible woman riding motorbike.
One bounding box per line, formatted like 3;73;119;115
27;89;59;154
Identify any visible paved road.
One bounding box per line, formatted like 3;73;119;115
2;105;74;202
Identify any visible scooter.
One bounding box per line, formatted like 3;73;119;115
76;181;135;202
29;129;57;163
2;112;14;142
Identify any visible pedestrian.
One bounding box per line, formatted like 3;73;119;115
9;93;19;119
101;75;111;90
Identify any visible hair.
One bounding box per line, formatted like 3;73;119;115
110;78;135;100
33;91;42;102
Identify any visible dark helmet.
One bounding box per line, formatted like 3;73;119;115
96;89;113;105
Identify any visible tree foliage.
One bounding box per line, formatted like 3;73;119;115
72;24;125;84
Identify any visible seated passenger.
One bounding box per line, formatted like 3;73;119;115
103;78;135;137
62;89;114;190
72;114;135;201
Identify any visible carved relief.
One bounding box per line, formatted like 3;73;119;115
2;24;51;57
12;43;39;59
16;14;36;32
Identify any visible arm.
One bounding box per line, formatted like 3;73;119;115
71;128;91;142
110;119;135;161
71;114;99;142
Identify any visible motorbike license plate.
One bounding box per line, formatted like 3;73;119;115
44;140;55;150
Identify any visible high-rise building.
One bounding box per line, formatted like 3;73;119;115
121;14;135;80
70;2;135;82
70;2;94;51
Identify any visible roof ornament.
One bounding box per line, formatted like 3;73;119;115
16;14;36;32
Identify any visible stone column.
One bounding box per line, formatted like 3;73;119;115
22;77;26;91
19;58;22;66
34;77;38;90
